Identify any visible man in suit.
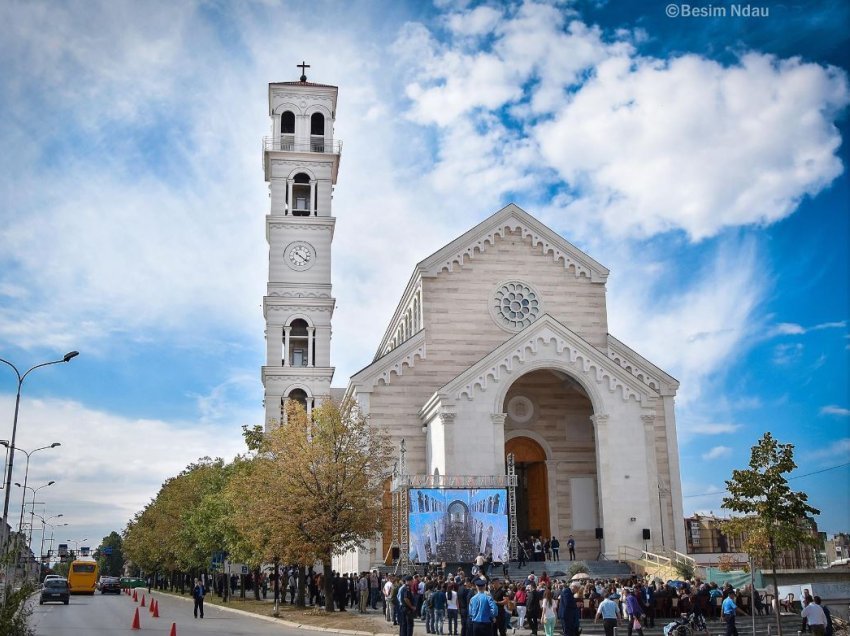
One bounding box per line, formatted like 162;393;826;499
558;582;581;636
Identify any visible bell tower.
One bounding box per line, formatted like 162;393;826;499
261;64;342;429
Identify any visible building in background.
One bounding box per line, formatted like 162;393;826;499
684;513;820;569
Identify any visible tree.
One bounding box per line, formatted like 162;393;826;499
96;531;125;576
722;432;820;636
227;397;393;611
124;457;237;590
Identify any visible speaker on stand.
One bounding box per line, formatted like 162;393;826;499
595;527;606;560
642;528;651;553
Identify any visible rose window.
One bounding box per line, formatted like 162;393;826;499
491;281;542;331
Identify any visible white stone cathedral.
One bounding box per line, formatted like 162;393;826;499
262;75;686;573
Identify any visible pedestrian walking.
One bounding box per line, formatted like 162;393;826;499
192;578;206;619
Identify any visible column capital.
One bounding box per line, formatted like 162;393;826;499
641;413;656;425
491;413;507;426
440;412;456;425
589;413;609;424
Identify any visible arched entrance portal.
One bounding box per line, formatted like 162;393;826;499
505;436;549;539
503;368;598;554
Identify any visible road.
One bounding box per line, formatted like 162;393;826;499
29;589;308;635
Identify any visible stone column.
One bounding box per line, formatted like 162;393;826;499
309;181;316;216
283;326;291;367
589;413;610;555
642;412;661;550
286;179;293;215
266;325;283;366
546;459;560;539
491;413;507;474
307;327;315;367
440;413;456;474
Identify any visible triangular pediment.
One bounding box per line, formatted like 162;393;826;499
417;203;609;282
420;314;657;419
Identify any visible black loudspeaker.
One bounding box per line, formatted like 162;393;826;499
391;547;400;559
642;528;651;541
595;527;604;539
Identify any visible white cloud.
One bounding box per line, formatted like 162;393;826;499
693;423;741;435
536;52;849;240
445;5;504;36
773;342;805;366
397;1;850;241
0;395;247;541
605;237;765;405
702;446;733;460
820;405;850;417
804;437;850;460
768;320;846;338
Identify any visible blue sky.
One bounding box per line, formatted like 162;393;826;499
0;0;847;554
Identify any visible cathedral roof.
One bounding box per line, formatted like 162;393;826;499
415;203;609;282
371;203;610;359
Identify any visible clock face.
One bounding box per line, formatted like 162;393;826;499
285;241;316;271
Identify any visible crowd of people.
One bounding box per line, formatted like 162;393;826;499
159;559;839;636
356;568;838;636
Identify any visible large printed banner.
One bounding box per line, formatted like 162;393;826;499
408;488;509;563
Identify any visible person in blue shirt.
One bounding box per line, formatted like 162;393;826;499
721;591;739;636
595;593;622;636
468;579;498;636
433;584;448;635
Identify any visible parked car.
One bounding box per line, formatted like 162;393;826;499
99;576;121;594
40;578;70;605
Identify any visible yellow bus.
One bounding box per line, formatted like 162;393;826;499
67;557;99;594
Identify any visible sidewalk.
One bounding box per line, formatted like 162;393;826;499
153;589;399;635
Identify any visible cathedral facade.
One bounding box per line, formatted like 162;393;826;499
261;77;686;573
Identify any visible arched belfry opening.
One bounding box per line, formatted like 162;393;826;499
287;319;311;366
310;113;325;151
291;173;311;216
504;368;598;545
281;111;295;136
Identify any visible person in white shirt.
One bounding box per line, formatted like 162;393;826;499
801;598;827;636
384;575;395;622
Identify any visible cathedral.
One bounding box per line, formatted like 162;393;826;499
260;74;686;572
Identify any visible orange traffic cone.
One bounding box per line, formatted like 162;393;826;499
131;607;141;629
140;594;146;607
169;621;177;636
133;589;138;601
149;597;154;613
153;599;160;618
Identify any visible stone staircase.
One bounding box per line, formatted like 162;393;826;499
505;558;633;581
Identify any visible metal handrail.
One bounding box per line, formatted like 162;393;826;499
262;136;342;154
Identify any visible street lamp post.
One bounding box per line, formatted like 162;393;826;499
15;480;55;546
0;351;78;548
4;442;61;535
34;513;63;566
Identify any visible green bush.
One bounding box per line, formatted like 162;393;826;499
568;562;589;576
0;580;36;636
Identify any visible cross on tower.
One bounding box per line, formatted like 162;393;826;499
297;60;310;82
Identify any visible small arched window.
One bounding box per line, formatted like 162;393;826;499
286;388;308;411
281;111;295;135
292;173;311;216
310;112;324;136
